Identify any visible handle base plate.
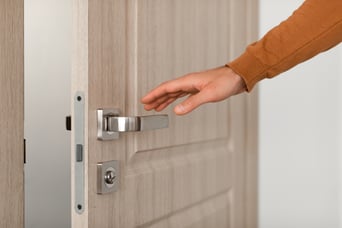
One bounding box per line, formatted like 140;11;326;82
97;109;120;140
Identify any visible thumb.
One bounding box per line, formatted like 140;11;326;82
174;90;211;115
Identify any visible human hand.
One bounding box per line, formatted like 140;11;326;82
141;66;247;115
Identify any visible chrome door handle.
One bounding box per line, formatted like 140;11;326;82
107;115;168;132
97;108;169;140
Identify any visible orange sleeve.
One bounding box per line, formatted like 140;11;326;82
227;0;342;91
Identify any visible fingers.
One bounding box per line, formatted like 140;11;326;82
141;75;198;104
143;93;175;111
155;97;178;111
144;92;188;111
174;89;212;115
143;91;187;110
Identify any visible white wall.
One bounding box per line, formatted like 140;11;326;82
259;1;342;228
24;0;71;227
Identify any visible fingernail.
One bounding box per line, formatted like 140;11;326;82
175;104;185;114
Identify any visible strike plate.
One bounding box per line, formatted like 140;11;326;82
97;160;119;194
74;92;85;214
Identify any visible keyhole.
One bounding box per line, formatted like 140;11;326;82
104;170;116;185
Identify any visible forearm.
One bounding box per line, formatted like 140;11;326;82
228;0;342;91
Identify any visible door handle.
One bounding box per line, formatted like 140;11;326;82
97;108;169;140
107;115;168;132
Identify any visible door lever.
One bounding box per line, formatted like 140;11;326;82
97;108;169;140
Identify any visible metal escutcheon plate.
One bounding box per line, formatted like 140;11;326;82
97;160;119;194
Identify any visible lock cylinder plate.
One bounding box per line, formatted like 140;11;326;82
97;160;119;194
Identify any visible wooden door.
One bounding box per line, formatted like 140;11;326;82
0;1;24;228
71;0;258;227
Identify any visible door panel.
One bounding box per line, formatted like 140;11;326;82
72;0;258;227
125;140;232;227
132;0;230;153
0;1;24;228
138;191;231;228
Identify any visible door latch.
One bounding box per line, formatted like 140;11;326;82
97;108;169;140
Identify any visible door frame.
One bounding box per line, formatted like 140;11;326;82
0;0;24;228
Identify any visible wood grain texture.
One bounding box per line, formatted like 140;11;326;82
137;191;231;228
72;0;258;227
124;140;233;227
228;1;249;227
245;0;259;227
87;0;127;227
130;0;231;156
0;0;24;227
125;1;234;227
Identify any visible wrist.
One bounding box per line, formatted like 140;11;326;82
223;65;247;93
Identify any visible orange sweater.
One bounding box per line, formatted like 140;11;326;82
228;0;342;91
